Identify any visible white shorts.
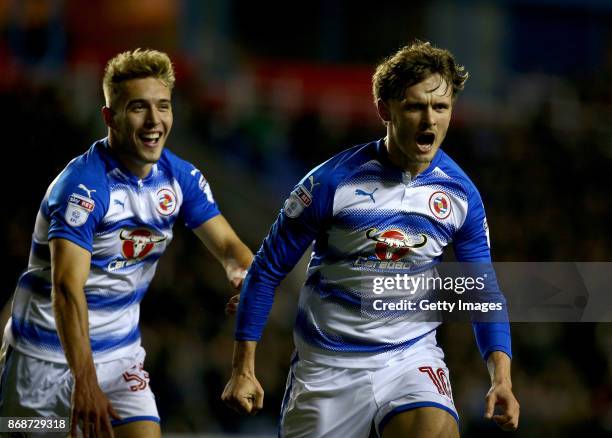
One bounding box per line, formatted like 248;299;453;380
279;331;458;438
0;343;159;429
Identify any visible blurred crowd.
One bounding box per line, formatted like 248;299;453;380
1;1;611;437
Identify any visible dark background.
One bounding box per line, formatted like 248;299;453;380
1;0;611;436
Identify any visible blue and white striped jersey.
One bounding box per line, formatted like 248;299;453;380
5;138;219;363
236;139;511;368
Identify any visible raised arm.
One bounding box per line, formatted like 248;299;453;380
50;238;119;437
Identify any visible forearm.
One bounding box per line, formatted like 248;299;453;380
486;350;512;386
235;268;277;340
52;283;96;381
231;340;258;374
53;281;120;432
192;216;253;284
222;239;253;279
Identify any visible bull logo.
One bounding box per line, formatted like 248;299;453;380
365;227;427;261
119;229;167;259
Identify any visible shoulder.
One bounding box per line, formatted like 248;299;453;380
435;150;481;199
65;140;110;177
158;148;197;174
157;148;216;206
282;141;379;219
45;140;112;224
156;148;205;186
50;140;111;199
302;140;380;189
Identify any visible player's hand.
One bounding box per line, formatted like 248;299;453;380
484;381;520;431
221;372;264;415
225;294;240;315
71;376;121;437
227;268;248;293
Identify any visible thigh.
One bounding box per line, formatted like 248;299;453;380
114;419;161;438
373;335;458;437
280;355;375;438
76;420;161;438
97;347;160;427
382;407;459;438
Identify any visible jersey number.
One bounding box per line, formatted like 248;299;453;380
122;364;149;392
418;366;453;399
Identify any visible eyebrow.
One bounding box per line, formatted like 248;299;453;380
403;95;451;103
126;98;172;106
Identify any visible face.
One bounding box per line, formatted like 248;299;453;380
378;73;453;175
104;77;173;178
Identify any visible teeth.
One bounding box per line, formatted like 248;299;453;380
141;133;160;140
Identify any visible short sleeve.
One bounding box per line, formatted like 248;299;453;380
47;165;110;253
177;166;221;229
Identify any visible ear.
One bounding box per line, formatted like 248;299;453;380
102;106;115;129
376;99;391;123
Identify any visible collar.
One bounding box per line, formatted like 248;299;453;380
99;137;157;184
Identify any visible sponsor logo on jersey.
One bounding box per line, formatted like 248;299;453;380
483;217;490;248
354;257;417;270
295;186;312;207
156;188;177;216
65;193;95;227
284;182;315;218
429;191;451;219
365;227;428;262
108;228;167;271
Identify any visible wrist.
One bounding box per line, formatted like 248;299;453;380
487;351;512;386
491;376;512;388
232;368;256;378
231;340;257;374
73;372;98;389
72;360;97;383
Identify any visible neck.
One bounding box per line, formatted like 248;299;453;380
107;134;152;179
384;137;430;176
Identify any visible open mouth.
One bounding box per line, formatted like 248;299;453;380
415;132;435;151
139;132;162;147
